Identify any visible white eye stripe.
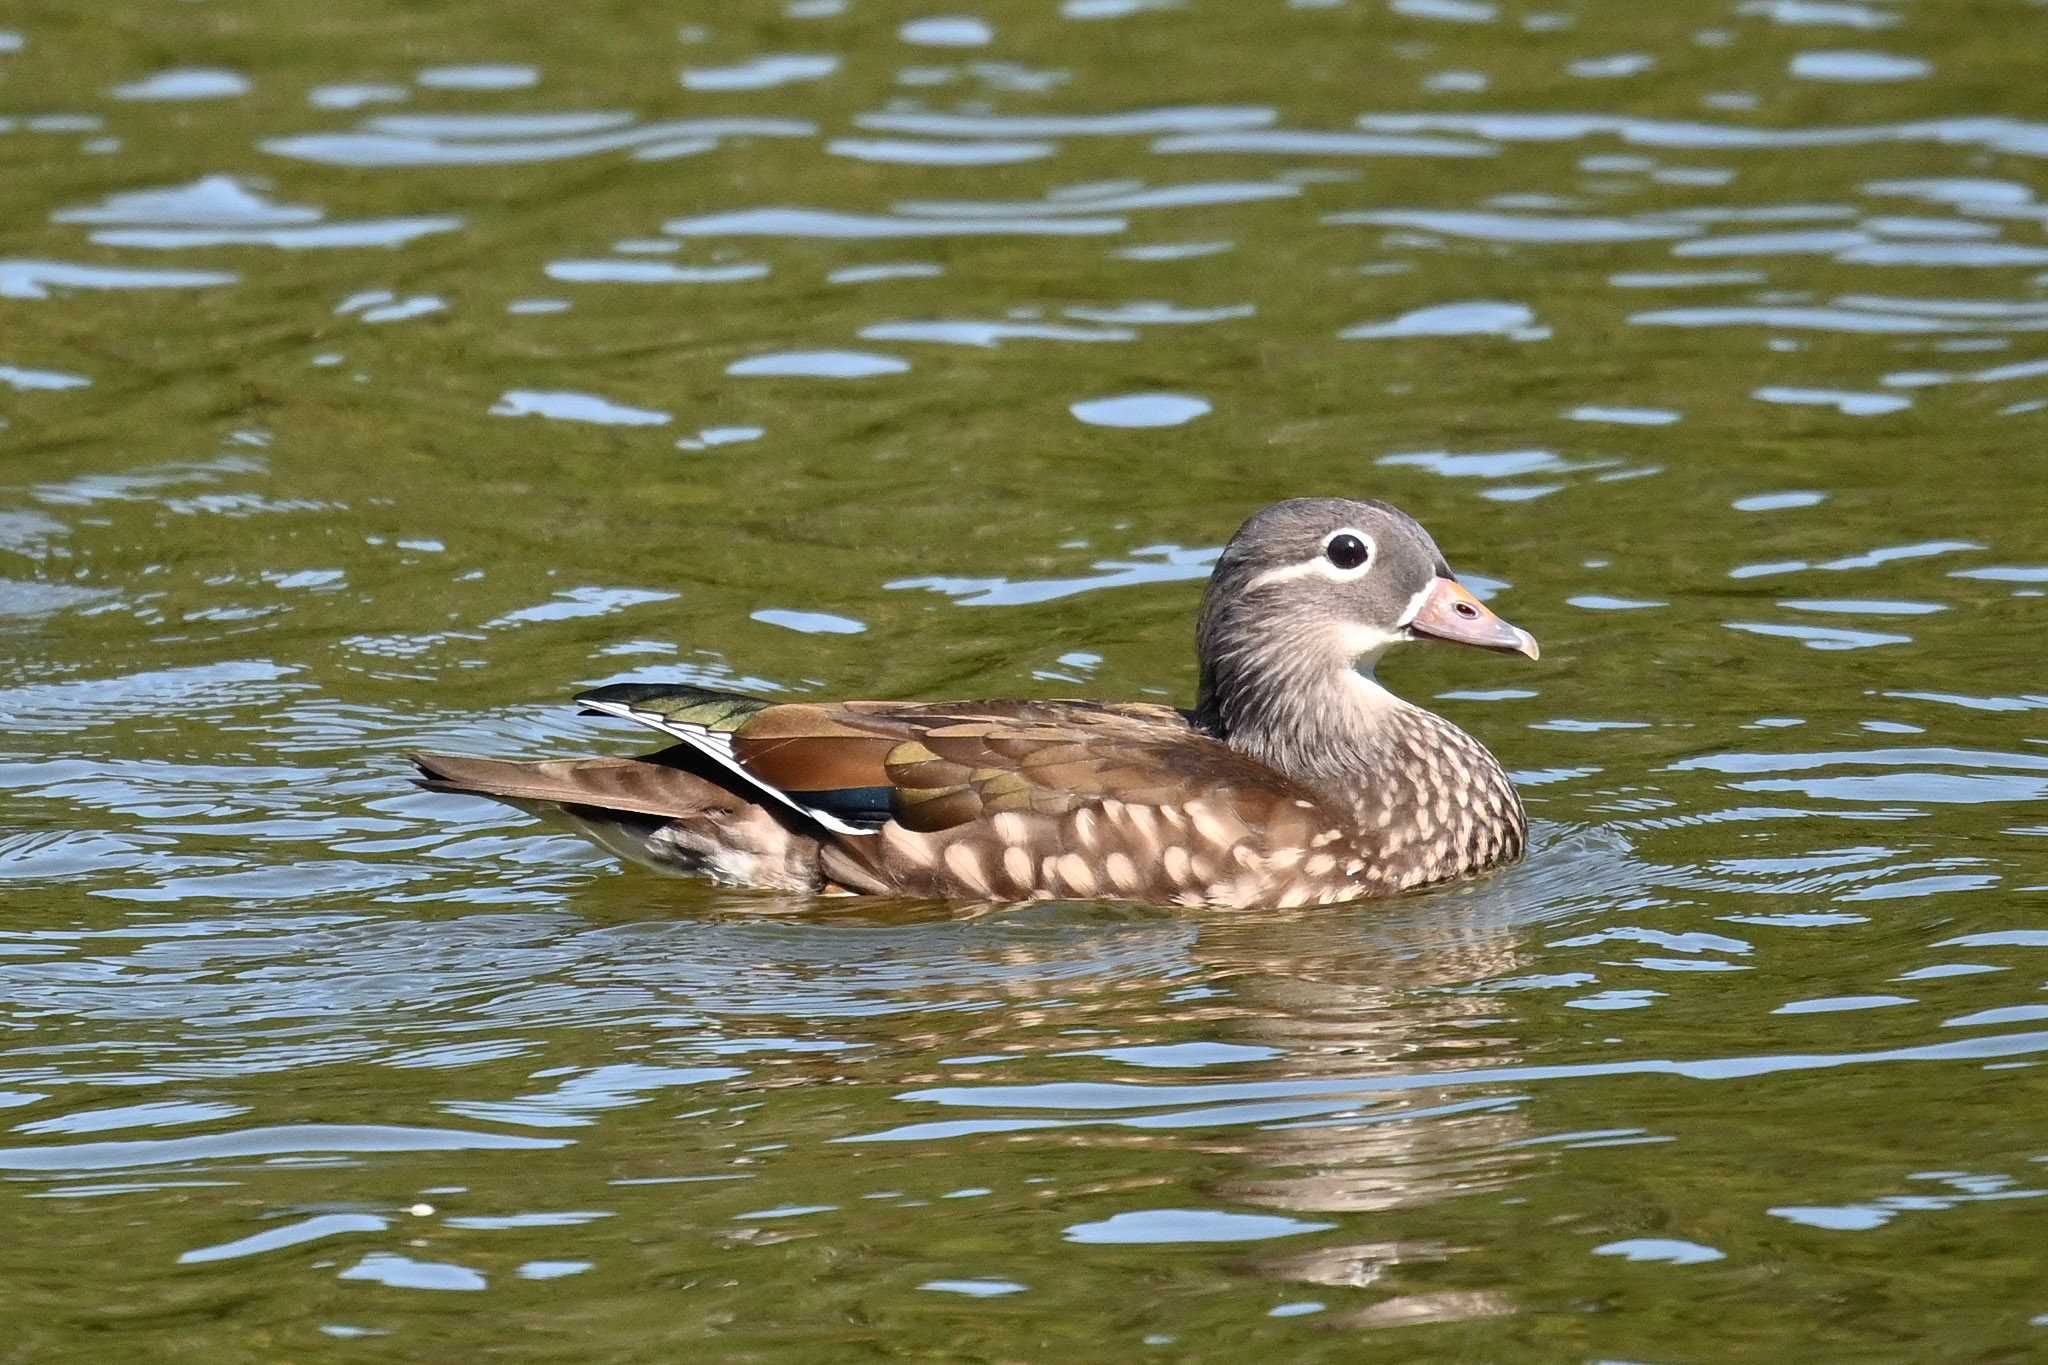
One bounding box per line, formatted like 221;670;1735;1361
1244;528;1378;591
1394;579;1435;628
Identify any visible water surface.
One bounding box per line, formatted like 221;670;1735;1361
3;0;2046;1357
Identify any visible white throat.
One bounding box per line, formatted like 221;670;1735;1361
1334;584;1434;709
1341;633;1411;714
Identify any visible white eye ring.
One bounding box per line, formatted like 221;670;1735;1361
1320;528;1375;578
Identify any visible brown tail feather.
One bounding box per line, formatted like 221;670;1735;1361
413;748;826;890
411;748;745;822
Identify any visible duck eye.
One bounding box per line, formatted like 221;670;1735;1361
1324;532;1370;571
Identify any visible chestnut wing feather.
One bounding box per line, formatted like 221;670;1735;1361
730;699;1314;834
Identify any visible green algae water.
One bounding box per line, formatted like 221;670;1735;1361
3;0;2047;1358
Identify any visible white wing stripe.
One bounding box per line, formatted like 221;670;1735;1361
582;700;874;837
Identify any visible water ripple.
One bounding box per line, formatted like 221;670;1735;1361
855;106;1275;137
265;115;813;166
665;206;1124;237
1329;208;1693;243
681;54;840;92
0;1123;567;1173
0;259;238;300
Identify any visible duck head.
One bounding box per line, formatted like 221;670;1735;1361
1194;498;1537;770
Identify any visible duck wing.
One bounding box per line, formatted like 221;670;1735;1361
578;683;1293;823
578;683;1334;903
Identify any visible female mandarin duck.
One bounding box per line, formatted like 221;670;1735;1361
414;498;1539;907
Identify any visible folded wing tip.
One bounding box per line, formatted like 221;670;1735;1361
409;750;454;779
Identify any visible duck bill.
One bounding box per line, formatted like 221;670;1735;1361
1404;577;1540;660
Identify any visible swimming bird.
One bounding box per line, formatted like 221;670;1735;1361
412;498;1539;907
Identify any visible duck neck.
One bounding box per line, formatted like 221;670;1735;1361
1195;643;1411;787
1196;647;1526;874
